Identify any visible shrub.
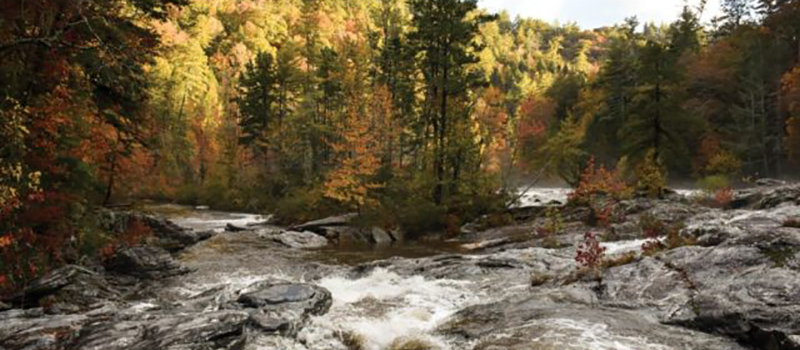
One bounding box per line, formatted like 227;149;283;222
634;149;667;198
713;187;734;208
695;175;734;209
641;239;664;256
569;158;632;206
665;224;695;249
697;175;730;193
762;246;797;268
592;201;627;228
642;221;694;255
704;150;741;178
784;218;800;228
273;186;338;225
97;217;153;262
602;251;638;268
576;232;606;270
536;206;564;248
639;213;668;239
530;272;551;287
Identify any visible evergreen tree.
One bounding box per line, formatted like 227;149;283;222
408;0;494;204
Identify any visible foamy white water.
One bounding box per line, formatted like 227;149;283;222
171;212;268;232
602;239;651;256
527;318;672;350
300;268;481;350
515;187;571;207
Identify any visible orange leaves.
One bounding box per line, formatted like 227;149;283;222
475;87;510;173
713;188;734;209
517;94;555;144
0;235;12;249
323;84;383;210
568;157;631;206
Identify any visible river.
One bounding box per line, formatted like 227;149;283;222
137;198;741;350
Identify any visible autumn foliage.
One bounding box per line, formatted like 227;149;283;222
569;158;631;205
576;232;606;270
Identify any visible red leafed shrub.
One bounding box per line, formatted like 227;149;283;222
120;218;152;247
641;239;665;255
100;218;153;262
0;229;45;297
576;232;607;269
713;188;733;208
569;158;632;206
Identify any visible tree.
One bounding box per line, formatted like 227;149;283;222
323;39;382;211
784;66;800;163
238;46;301;151
620;8;701;172
408;0;494;204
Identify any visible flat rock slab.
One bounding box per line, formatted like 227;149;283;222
292;213;357;232
274;231;328;249
237;282;331;315
5;265;120;313
441;298;748;350
105;246;188;279
237;281;332;337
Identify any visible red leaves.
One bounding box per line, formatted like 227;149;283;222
121;218;153;247
568;157;631;206
576;232;606;269
99;218;153;261
713;188;734;208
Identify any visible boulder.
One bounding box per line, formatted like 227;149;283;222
130;310;250;350
105;246;189;279
237;282;332;315
731;183;800;210
370;227;393;246
592;237;800;350
225;223;248;232
5;265;119;314
291;213;357;232
440;296;747;350
317;226;394;246
236;281;332;336
274;231;329;249
98;209;213;252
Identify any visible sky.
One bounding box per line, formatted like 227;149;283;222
477;0;724;29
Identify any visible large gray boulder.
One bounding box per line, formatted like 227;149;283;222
3;265;119;314
291;213;357;232
236;281;332;336
98;209;213;252
440;296;747;350
105;246;189;279
274;231;328;249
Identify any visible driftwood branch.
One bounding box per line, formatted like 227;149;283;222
504;156;555;210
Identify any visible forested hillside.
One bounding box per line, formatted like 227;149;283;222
1;0;800;291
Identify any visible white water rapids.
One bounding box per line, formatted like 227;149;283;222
150;186;712;350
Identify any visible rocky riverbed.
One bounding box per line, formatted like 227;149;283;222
1;181;799;350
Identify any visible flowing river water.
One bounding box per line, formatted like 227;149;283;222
142;200;705;350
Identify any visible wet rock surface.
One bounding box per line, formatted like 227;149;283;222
105;246;189;279
2;183;800;350
274;230;329;249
